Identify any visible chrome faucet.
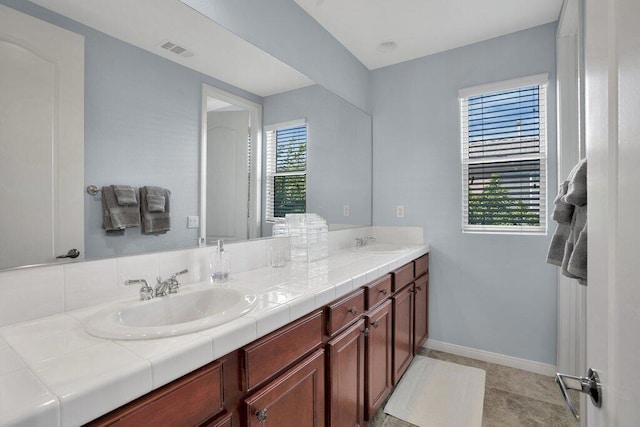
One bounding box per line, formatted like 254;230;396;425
155;269;188;297
355;235;377;248
124;279;154;301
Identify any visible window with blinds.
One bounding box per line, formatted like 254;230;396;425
459;74;548;233
265;120;307;220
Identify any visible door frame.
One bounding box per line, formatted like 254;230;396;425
200;84;263;244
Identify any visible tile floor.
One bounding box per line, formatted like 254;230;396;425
368;348;580;427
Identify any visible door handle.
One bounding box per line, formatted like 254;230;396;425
56;249;80;259
555;368;602;420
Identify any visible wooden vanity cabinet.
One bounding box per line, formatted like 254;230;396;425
392;283;415;385
364;300;393;420
244;349;325;427
326;318;366;427
413;273;429;354
85;361;224;427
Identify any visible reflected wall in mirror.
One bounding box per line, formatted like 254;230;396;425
0;0;373;271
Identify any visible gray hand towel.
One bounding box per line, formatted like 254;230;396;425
568;220;587;280
112;185;138;206
141;186;171;235
546;222;570;266
561;205;587;280
563;158;587;207
552;181;574;223
102;186;140;232
145;186;166;213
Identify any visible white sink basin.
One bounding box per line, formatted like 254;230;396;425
351;243;409;254
85;285;258;340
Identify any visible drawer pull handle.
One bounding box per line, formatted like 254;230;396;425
371;320;379;328
348;307;358;315
256;408;268;423
379;288;388;295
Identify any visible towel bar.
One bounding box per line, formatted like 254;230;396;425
86;185;101;195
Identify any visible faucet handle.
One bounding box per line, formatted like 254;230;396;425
171;269;188;280
125;279;153;301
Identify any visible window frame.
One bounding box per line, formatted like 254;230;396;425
265;119;308;222
459;73;549;234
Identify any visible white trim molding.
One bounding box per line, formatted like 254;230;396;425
424;339;557;377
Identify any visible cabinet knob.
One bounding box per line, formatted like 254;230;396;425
379;288;388;295
371;320;379;329
347;307;358;315
256;408;268;423
416;285;422;291
362;327;370;337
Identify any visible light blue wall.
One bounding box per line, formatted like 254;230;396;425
180;0;371;113
263;85;372;233
2;0;262;259
371;23;559;365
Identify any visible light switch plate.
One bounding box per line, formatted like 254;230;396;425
187;216;199;228
396;205;405;218
343;205;350;217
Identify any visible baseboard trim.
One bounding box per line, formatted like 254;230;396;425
425;339;557;377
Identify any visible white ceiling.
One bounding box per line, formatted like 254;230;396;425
29;0;314;97
294;0;564;70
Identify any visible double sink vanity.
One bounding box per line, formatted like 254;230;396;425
0;240;429;426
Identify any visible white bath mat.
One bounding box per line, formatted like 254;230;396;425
384;356;486;427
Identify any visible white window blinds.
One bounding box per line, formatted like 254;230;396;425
265;120;307;220
459;74;548;233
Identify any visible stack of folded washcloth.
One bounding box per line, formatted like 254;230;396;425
547;159;587;285
140;186;171;235
102;185;140;234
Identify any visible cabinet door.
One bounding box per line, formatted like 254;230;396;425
414;273;429;354
327;318;366;427
392;284;415;385
245;349;324;427
365;300;393;420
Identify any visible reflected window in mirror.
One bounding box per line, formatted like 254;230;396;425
265;120;307;221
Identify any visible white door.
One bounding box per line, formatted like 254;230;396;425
206;110;250;242
584;0;640;424
0;5;84;269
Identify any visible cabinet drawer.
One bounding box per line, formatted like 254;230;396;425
86;362;223;427
414;253;429;277
365;274;392;309
242;310;323;392
326;288;365;336
392;263;414;292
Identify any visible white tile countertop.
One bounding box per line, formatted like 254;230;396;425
0;245;428;427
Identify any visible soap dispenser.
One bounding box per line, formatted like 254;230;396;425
210;239;230;283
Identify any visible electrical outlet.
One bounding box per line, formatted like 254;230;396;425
396;205;405;218
343;204;350;217
187;215;199;228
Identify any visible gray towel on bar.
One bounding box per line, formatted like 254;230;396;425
102;186;140;232
546;222;570;266
145;186;166;213
563;158;587;207
552;181;574;223
112;185;138;206
568;220;587;280
561;205;587;281
140;186;171;235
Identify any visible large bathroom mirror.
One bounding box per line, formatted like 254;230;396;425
0;0;372;270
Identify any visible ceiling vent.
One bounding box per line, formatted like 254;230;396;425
159;41;194;58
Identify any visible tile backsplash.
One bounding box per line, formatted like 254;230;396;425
0;226;423;328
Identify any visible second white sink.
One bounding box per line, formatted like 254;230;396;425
85;285;257;340
351;243;409;254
